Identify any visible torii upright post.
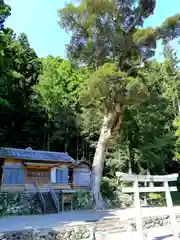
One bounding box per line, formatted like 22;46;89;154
116;172;179;240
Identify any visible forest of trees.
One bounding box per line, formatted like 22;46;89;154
1;0;180;208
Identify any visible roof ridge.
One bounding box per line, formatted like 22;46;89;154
0;147;75;163
0;147;69;154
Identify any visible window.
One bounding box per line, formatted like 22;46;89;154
56;168;68;184
3;168;24;184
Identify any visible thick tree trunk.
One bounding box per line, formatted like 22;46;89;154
90;110;123;209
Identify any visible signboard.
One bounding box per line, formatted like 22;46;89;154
27;169;49;178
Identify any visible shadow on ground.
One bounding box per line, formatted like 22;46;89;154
153;234;173;240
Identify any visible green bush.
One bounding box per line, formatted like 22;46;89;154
73;190;93;210
101;177;117;199
147;192;165;206
101;177;133;208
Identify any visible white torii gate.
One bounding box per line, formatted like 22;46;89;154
116;172;179;240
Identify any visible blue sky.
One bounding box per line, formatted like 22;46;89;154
4;0;180;59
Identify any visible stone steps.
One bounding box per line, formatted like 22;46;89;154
95;218;125;235
42;192;58;214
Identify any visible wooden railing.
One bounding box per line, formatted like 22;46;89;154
0;182;91;192
48;184;60;213
35;182;46;213
0;181;38;192
51;183;71;190
51;183;90;190
0;183;25;192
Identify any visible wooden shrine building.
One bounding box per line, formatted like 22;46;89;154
0;147;91;191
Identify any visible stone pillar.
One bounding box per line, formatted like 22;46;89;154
51;167;56;183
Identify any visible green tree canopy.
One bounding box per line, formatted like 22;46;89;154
58;0;180;208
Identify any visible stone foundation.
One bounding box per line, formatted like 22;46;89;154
125;214;180;231
0;225;94;240
0;192;42;216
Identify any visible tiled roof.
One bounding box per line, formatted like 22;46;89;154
0;147;75;163
69;160;92;169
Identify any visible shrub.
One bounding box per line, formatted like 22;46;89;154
73;190;93;210
101;177;133;208
147;192;165;206
101;177;117;199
